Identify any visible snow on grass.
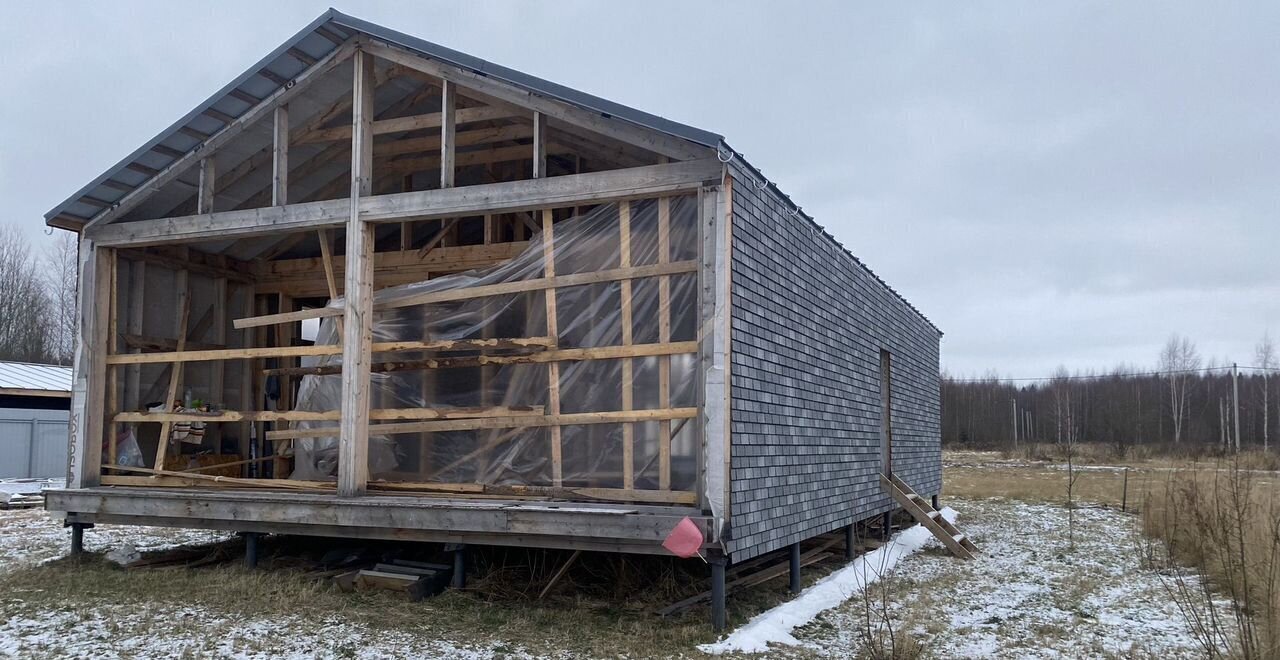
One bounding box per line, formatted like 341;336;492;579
700;508;959;655
0;508;231;569
796;497;1232;658
0;605;544;659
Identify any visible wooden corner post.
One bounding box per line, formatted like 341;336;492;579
338;47;376;497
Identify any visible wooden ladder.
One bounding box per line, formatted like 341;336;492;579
879;473;978;560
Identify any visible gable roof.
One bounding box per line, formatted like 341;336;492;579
44;8;722;231
44;9;940;335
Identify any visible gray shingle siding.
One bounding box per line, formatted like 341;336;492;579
724;161;942;563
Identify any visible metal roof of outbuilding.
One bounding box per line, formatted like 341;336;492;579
0;362;73;395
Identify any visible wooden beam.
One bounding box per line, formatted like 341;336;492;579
272;105;289;205
263;341;695;378
362;40;711;162
267;407;699;440
532;111;547;178
318;228;339;300
234;259;699;329
658;197;672;490
105;337;556;365
152;270;190;471
197;158;215;214
82;39;358;231
123;260;145;412
115;405;542;424
87;159;720;247
619;201;635;489
297;106;515;144
338;48;376;498
542;208;562;486
257;241;526;297
439;80;456;189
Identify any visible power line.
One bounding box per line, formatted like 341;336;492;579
945;364;1280;384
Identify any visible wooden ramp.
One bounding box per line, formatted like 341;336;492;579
879;473;978;560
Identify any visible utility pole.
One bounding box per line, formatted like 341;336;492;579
1011;397;1018;449
1233;363;1241;452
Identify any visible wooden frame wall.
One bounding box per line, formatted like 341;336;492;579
72;40;722;509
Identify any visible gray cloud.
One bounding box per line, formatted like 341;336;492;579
2;1;1275;378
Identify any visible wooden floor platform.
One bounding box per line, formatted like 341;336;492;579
45;487;710;555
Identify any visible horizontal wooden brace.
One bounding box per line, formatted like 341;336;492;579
235;259;699;329
86;159;720;247
264;340;698;378
104;337;554;365
112;405;543;424
265;407;699;440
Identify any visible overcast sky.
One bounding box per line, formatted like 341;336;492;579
2;1;1276;378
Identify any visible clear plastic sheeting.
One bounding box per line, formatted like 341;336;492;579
291;197;701;493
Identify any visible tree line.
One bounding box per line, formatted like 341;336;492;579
943;334;1278;453
0;225;77;365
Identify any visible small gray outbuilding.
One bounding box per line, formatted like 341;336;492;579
0;361;72;479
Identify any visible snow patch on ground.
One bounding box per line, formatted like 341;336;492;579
0;508;231;569
797;498;1232;658
700;508;959;655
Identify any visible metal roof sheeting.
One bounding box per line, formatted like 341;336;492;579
0;362;73;394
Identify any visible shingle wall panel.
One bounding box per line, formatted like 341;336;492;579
725;162;942;562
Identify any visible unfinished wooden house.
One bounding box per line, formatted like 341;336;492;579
43;10;943;627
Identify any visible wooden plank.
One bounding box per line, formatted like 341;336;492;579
152;269;190;471
197;158;215;214
234;259;699;329
87;159;721;247
658;197;672;490
297;106;515;143
362;40;710;162
266;407;699;441
210;275;228;412
338;48;376;498
532;111;547;178
439;80;456;189
318;228;338;300
239;283;255;468
259;242;526;297
264;341;695;378
123;261;146;411
106;251;120;468
272;105;289;205
115;405;542;424
619;201;635;489
542;208;562;486
81;39;357;230
105;337;556;365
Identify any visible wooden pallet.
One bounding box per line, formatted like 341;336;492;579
879;473;978;560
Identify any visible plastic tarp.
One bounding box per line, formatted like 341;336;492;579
291;197;701;493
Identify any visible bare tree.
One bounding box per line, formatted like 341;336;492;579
1258;334;1276;452
43;231;78;365
0;226;54;363
1160;334;1201;445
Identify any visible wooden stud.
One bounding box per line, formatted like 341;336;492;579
152;269;190;472
658;197;672;490
124;261;146;412
210;275;228;412
533;111;547;179
106;251;120;470
272;105;289;206
197;158;215;214
318;229;339;301
542;208;563;486
440;80;456;189
619;201;635;489
338;48;376;497
239;284;255;470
